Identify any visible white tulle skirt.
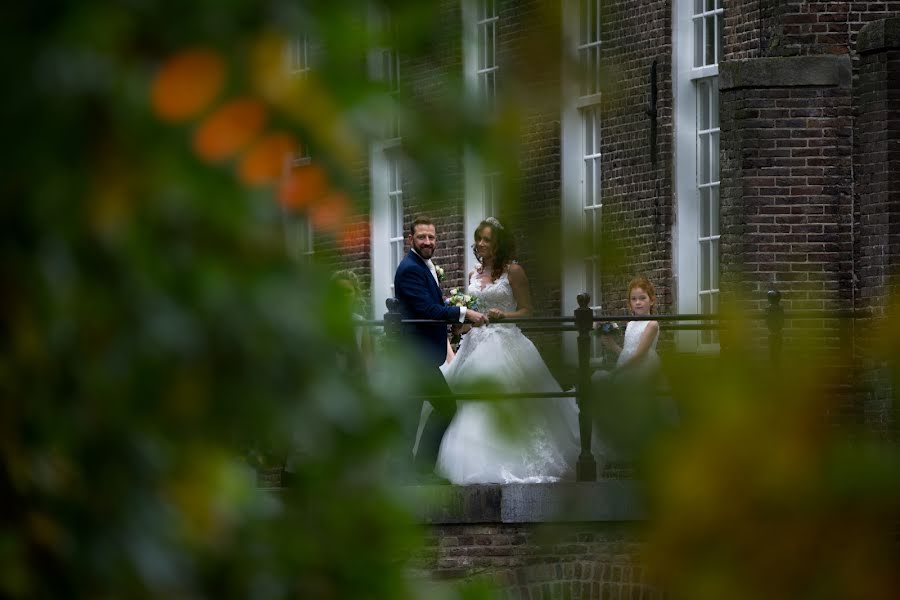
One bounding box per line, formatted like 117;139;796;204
436;324;582;484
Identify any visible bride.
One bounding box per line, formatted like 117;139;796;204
436;217;582;484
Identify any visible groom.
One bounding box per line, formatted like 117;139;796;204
393;217;488;478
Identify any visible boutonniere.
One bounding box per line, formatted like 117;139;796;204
434;264;445;282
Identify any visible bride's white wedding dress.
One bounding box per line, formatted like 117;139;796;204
436;270;582;484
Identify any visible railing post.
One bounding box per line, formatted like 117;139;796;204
766;289;784;368
384;297;402;348
575;293;597;482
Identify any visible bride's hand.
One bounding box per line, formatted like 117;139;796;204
487;308;505;320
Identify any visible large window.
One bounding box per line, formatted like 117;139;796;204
463;0;501;274
562;0;604;358
475;0;499;111
387;153;405;284
370;13;406;316
675;0;722;347
281;34;315;262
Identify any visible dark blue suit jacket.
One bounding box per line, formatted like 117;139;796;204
394;250;461;367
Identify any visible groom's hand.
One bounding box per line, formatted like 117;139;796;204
465;310;489;326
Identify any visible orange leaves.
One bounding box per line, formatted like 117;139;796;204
151;45;361;245
309;192;349;231
238;132;297;185
193;98;268;163
279;164;350;233
278;163;328;210
152;49;225;122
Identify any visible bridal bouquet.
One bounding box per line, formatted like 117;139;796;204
445;288;479;311
594;321;621;336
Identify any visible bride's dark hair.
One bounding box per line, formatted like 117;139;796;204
473;217;516;281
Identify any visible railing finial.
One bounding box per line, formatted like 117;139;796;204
576;293;591;310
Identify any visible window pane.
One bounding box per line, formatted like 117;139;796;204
711;239;719;289
715;13;723;64
578;0;591;44
584;210;594;252
710;131;720;182
706;0;715;11
584;110;594;154
700;242;710;290
585;159;594;207
592;159;601;206
486;23;495;68
585;258;594;299
694;0;703;14
697;80;710;129
694;18;703;68
698;134;710;184
390;199;399;238
711;83;719;127
710;186;720;236
700;187;710;237
700;292;710;314
705;15;716;65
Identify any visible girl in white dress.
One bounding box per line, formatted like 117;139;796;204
436;218;582;484
598;276;660;379
593;276;665;458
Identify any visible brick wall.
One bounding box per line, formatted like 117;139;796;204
407;483;662;599
725;0;763;59
854;17;900;440
756;0;900;57
412;523;662;599
399;0;468;292
719;56;855;363
595;0;674;316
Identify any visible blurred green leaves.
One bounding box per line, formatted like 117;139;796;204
2;1;899;599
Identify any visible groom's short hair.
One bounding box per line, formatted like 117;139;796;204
409;216;435;237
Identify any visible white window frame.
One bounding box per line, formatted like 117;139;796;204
463;0;500;275
562;0;604;361
369;9;405;317
674;0;723;350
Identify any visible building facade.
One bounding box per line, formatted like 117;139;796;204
289;1;900;437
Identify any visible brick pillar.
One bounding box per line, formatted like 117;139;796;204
854;18;900;441
718;55;854;327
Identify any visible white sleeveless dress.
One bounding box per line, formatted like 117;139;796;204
616;319;660;375
436;271;582;484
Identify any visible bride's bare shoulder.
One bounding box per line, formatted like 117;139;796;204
506;262;527;281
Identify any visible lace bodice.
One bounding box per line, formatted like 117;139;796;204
468;270;517;314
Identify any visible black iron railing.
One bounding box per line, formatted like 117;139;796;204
359;290;861;481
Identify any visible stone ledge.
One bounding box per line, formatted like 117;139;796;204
719;55;851;90
403;482;647;524
858;17;900;54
